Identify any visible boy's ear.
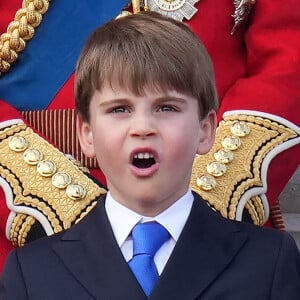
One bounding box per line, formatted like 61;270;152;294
76;115;96;158
197;111;217;155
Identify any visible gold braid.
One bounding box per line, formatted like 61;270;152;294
0;0;51;75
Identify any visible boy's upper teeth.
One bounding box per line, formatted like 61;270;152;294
134;153;154;159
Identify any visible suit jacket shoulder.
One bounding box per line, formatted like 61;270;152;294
150;193;300;299
1;194;300;300
0;196;147;299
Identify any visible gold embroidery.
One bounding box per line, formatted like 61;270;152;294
10;213;27;246
18;215;36;247
1;123;107;246
250;195;265;225
245;197;259;225
243;195;265;226
190;113;298;224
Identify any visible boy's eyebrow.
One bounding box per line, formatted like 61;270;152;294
98;98;130;108
98;95;190;108
153;96;190;106
155;96;188;102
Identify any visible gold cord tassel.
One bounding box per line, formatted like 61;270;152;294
131;0;141;14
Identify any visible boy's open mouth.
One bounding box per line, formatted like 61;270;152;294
132;152;156;169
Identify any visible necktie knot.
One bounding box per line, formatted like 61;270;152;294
132;222;170;257
129;221;170;296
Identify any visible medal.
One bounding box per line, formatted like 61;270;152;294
146;0;200;21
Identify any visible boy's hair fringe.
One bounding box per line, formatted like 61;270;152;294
75;11;219;121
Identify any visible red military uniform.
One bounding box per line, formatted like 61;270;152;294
1;0;300;271
186;0;300;225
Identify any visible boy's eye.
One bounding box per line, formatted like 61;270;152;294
110;106;130;113
158;105;178;112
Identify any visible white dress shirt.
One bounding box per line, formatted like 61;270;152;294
105;190;194;274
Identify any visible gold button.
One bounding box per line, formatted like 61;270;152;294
37;160;56;177
196;175;217;191
66;184;86;200
207;162;227;177
8;136;28;152
52;172;72;189
230;121;250;137
214;149;234;163
221;135;241;150
23;149;43;165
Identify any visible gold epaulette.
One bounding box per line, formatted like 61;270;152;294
190;110;300;225
0;121;107;246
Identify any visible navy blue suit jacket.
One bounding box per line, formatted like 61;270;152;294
1;193;300;299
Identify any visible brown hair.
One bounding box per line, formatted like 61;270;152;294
75;11;218;121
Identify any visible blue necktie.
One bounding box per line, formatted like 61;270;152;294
128;222;170;296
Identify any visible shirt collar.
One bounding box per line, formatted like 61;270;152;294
105;190;194;248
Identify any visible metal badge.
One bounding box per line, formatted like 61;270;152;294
146;0;200;21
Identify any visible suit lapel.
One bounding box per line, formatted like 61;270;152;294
52;196;146;300
150;193;248;300
51;193;248;299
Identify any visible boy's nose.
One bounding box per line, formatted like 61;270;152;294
129;114;156;138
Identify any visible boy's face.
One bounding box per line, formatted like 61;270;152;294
77;83;216;216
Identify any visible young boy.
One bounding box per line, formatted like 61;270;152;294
1;11;300;299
